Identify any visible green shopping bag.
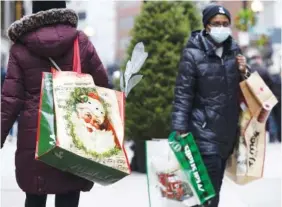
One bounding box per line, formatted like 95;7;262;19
146;132;215;207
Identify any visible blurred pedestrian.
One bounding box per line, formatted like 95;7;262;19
245;48;280;143
261;38;274;68
269;72;281;142
172;4;248;207
245;47;272;85
1;1;109;207
1;67;6;89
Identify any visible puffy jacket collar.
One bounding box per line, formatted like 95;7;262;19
187;30;239;56
7;9;78;43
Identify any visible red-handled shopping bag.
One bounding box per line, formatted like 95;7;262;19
36;37;147;185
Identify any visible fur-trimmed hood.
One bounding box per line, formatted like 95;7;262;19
7;9;79;57
8;8;78;42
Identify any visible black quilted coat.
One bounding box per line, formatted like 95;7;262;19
172;30;242;159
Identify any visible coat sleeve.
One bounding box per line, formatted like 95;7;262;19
171;49;197;132
1;50;25;148
84;40;109;88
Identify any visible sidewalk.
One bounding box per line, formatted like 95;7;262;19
1;138;281;207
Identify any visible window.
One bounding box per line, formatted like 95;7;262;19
78;12;86;20
119;16;135;30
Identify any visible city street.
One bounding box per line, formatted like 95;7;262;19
1;1;281;207
0;137;281;207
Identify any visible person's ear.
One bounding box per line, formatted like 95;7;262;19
205;25;210;33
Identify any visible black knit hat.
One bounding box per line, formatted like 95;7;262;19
32;1;66;14
202;4;231;27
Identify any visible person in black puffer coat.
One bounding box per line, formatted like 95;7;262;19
270;73;281;142
172;4;248;207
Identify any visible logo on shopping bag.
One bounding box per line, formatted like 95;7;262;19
169;137;205;193
184;145;205;192
168;141;182;152
54;151;64;159
249;131;260;167
236;136;248;175
49;134;56;146
256;86;265;95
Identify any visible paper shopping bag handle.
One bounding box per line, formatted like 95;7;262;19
73;36;81;73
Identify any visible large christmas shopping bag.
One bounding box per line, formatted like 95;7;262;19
225;72;278;185
36;37;148;185
146;132;215;207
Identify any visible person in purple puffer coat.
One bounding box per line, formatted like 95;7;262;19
1;1;109;207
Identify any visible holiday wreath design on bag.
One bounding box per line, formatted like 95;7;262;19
64;87;121;159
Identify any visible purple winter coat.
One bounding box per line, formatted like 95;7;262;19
1;9;109;194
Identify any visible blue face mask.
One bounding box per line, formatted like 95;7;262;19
209;27;231;43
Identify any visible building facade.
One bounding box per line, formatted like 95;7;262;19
115;1;143;65
1;1;16;69
218;0;281;73
67;0;116;67
114;1;211;65
255;0;281;73
1;0;28;70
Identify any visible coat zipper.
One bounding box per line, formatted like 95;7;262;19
221;57;229;138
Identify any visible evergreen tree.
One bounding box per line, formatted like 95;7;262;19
123;1;201;140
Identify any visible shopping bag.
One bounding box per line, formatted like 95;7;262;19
36;70;129;184
225;101;265;184
239;80;261;117
146;132;215;207
36;37;147;185
246;71;278;106
225;72;278;185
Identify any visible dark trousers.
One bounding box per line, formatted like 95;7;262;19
196;155;227;207
273;105;281;142
25;191;80;207
130;140;146;173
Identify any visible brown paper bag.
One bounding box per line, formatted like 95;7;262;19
225;100;262;185
239;80;261;117
226;72;278;185
246;71;277;105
